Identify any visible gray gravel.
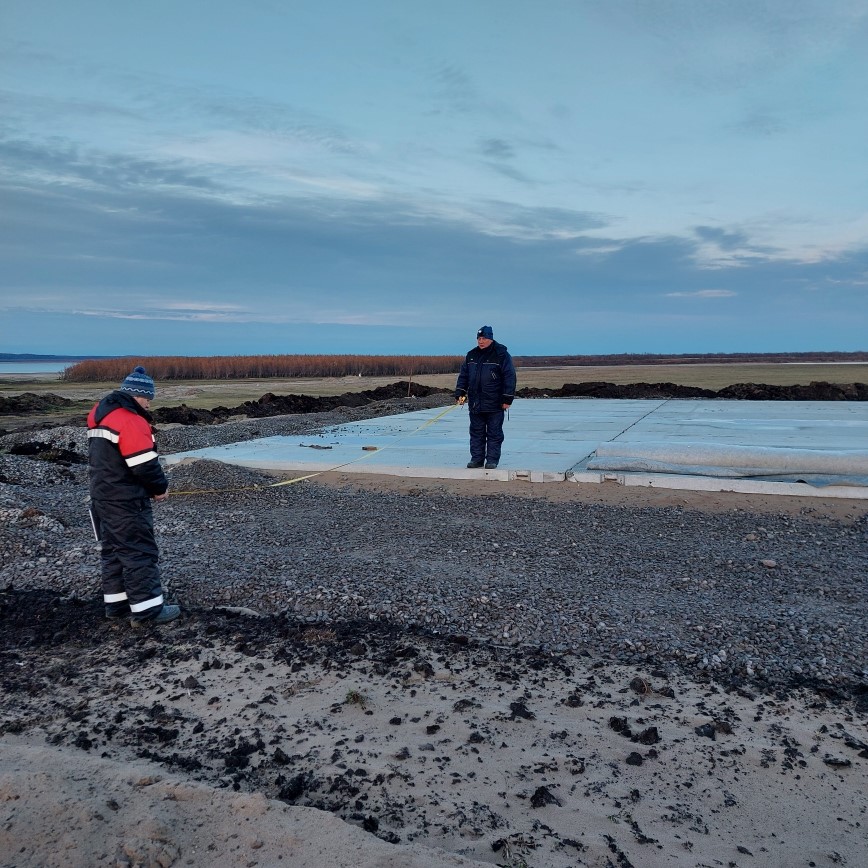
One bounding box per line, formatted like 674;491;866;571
1;402;866;691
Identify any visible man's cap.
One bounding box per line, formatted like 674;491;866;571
119;366;155;399
477;325;494;339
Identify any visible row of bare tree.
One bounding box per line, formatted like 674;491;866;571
61;355;463;382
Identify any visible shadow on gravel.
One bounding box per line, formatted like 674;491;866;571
5;441;86;464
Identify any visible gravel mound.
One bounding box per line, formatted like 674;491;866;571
167;459;279;493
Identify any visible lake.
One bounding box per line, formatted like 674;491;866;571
0;362;70;374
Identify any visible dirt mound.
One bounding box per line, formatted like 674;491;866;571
716;381;868;400
155;381;451;425
516;380;868;401
517;382;714;399
0;393;77;416
153;405;227;425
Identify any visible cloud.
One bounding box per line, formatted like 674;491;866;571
483;161;534;185
0;138;218;194
430;63;478;114
690;223;783;267
0;86;144;127
74;308;242;323
71;305;423;327
730;109;787;137
2;125;866;355
592;0;868;93
693;226;750;250
480;138;514;159
665;289;737;298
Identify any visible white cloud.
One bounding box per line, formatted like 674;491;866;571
68;304;425;328
160;301;246;312
665;289;736;298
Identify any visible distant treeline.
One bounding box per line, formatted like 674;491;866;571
56;350;868;381
513;351;868;367
61;354;464;382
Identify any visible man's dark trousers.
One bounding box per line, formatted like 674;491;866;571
91;497;163;619
469;410;505;464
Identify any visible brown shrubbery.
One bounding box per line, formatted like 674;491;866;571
61;355;463;382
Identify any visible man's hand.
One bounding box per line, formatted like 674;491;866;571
457;395;466;405
153;492;169;502
502;403;510;410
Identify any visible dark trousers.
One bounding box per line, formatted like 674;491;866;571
91;498;164;620
469;410;505;463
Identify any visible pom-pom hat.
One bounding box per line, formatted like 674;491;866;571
119;366;155;399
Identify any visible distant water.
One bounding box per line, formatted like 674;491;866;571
0;361;69;374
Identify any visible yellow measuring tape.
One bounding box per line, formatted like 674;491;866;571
171;402;461;496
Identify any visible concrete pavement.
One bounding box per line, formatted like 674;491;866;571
165;398;868;499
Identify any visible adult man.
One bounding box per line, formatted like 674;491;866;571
454;325;516;469
87;366;180;625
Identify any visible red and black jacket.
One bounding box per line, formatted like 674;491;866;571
87;391;168;500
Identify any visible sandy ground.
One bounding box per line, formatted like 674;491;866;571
2;588;866;868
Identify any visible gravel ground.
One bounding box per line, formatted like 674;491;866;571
1;400;866;693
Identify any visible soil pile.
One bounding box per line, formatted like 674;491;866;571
0;392;78;415
516;380;868;400
156;382;451;425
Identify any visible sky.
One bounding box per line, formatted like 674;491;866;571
1;0;867;357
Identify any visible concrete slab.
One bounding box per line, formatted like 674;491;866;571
165;399;868;499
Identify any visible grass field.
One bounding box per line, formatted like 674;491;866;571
2;363;867;411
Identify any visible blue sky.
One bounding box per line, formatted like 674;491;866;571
2;0;867;357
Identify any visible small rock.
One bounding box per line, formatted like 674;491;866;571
695;723;717;740
530;785;561;808
509;701;535;721
823;756;852;768
629;677;650;695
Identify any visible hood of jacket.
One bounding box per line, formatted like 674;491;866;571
93;390;154;427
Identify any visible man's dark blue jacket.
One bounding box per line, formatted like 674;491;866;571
454;341;516;413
